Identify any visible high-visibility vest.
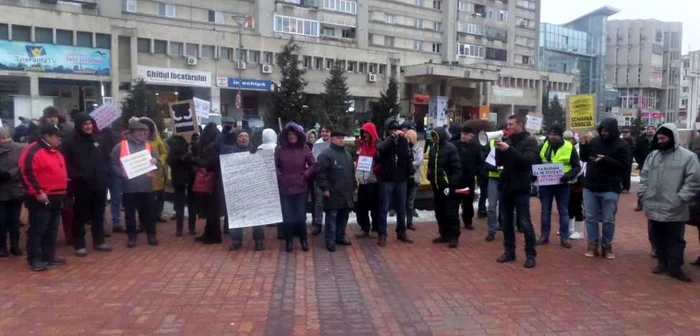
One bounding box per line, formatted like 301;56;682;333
540;140;573;173
120;140;153;178
488;139;501;179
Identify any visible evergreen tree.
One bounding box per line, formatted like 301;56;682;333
543;95;565;131
121;78;163;133
321;63;352;133
266;40;312;128
373;77;400;136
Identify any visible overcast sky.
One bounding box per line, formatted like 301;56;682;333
541;0;699;53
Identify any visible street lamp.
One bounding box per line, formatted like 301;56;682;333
231;15;249;116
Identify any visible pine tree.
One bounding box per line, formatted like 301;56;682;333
543;94;565;131
121;78;163;133
373;77;400;136
266;40;312;129
321;63;352;133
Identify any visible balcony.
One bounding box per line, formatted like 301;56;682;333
278;0;320;8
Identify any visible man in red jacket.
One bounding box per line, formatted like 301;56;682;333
19;124;68;272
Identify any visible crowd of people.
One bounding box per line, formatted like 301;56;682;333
1;106;700;282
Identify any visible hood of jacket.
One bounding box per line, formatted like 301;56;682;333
384;118;400;137
72;112;97;139
262;128;278;146
138;117;158;140
597;118;620;143
430;127;450;147
359;122;378;145
448;123;462;142
279;122;306;147
650;123;680;151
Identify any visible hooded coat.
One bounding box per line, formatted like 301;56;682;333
61;113;109;193
450;132;482;190
580;118;631;194
166;135;193;188
0;140;26;201
317;142;356;210
258;128;278;151
427;127;462;193
638;123;700;223
356;122;379;185
138;117;168;191
495;130;540;194
110;122;156;194
275;123;316;195
376;119;413;182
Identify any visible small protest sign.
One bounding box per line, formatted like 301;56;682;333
120;150;157;179
193;97;210;119
526;115;542;132
532;163;564;186
169;100;198;141
357;156;373;172
89;104;120;130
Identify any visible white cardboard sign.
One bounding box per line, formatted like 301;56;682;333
193;97;210;119
357;155;373;172
120;150;157;179
532;163;564;186
89;103;120;130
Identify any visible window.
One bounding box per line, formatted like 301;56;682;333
413;40;423;51
303;56;312;69
337;60;346;70
385;36;395;47
12;25;31;42
168;42;183;56
137;38;150;53
341;28;355;39
96;34;111;49
208;10;224;24
457;23;485;36
56;29;73;46
201;45;215;58
368;63;377;73
516;17;534;29
322;0;357;14
263;52;274;64
218;47;231;60
359;62;367;74
185;43;198;57
485;47;507;61
457;43;484;58
0;24;7;40
521;55;530;65
35;27;53;43
158;2;176;18
515;36;534;47
314;57;323;69
415;0;424;6
325;58;334;69
433;22;442;32
385;14;395;24
250;50;260;63
154;40;167;54
414;19;423;29
273;15;320;37
123;0;137;12
516;0;536;10
498;10;507;22
347;61;356;72
682;99;688;107
432;43;441;53
321;27;334;37
378;64;386;75
432;0;441;10
683;87;689;93
76;31;92;47
236;49;247;62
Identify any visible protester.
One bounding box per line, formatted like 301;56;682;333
138;117;168;224
304;129;317;229
376;119;414;246
20;124;68;271
580;118;630;259
306;129;317;151
451;125;482;231
0;128;25;257
62;113;112;257
167;135;197;237
423;123;433;154
12;117;30;143
690;146;700;268
495;115;539;268
216;116;237;153
619;127;635;194
193;123;224;245
405;129;423;231
275;123;315;252
355;122;381;237
111;120;159;248
566;133;586;240
311;125;332;236
427;127;462;248
258;129;283;239
634;126;656;211
484;125;505;242
316;129;355;252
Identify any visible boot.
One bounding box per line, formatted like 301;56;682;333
570;221;584;240
254;240;264;251
147;234;159;246
397;233;414;244
668;267;692;282
229;241;242;251
584;242;599;258
285;240;294;253
377;235;387;247
601;245;615;260
0;248;8;257
448;238;459;248
301;240;310;252
10;245;23;257
29;260;48;272
126;235;137;248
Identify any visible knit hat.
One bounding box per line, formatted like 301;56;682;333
548;125;564;137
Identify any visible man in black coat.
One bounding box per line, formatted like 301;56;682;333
61;113;112;257
451;125;483;230
495;115;540;268
428;127;463;248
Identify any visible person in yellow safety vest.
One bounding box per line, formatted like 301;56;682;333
536;125;581;248
483;124;511;242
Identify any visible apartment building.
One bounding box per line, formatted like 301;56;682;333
0;0;574;128
605;19;682;126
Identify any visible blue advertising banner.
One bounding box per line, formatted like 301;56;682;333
216;77;273;91
0;40;110;75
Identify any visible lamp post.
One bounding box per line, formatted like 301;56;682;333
231;15;249;118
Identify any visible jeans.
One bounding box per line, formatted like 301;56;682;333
109;176;122;227
434;191;460;239
487;179;500;235
583;189;619;247
407;180;417;226
477;175;489;213
26;199;61;264
73;188;107;249
280;193;308;243
153;190;165;220
174;186;197;234
313;184;324;228
378;181;407;237
356;183;380;232
649;220;686;268
538;184;570;240
325;208;351;244
123;192;155;237
500;192;537;257
0;199;22;251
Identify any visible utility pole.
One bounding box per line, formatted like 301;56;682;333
232;15;248;120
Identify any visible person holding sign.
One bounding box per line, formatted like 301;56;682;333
536;125;581;249
495;115;540;269
110;121;159;248
427;127;462;248
355;122;381;237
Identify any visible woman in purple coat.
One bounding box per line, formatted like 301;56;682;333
275;123;316;252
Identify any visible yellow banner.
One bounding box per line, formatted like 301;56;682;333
568;94;595;129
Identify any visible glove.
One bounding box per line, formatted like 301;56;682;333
249;147;258;154
443;188;450;196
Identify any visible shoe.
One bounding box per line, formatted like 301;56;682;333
524;257;536;269
301;240;310;252
650;248;657;258
601;246;615;260
254;240;264;251
397;234;414;244
29;261;48;272
464;224;474;231
157;217;168;223
377;235;387;247
112;226;125;233
621;189;629;194
536;237;549;245
448;238;458;248
47;256;67;265
170;215;176;221
432;236;448;244
517;227;525;233
75;248;88;257
691;256;700;267
10;246;23;257
201;237;222;245
147;234;159;246
94;243;112;252
312;226;322;236
407;224;416;231
584;243;599;258
477;210;487;218
560;239;572;249
497;253;516;263
127;236;137;248
569;232;584;240
652;263;668;274
355;231;371;238
0;249;8;257
327;243;336;252
669;268;692;282
188;230;197;236
229;241;242;251
485;233;495;242
175;231;183;237
285;240;294;252
336;238;352;246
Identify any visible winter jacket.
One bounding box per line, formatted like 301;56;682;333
537;139;582;183
411;144;423;184
275;123;316;195
100;127;121;178
316;143;357;210
639;123;700;223
194;141;223;217
166;135;193;188
138;117;168;191
356;122;379;185
312;138;330;159
111;135;156;194
19;140;68;196
495;130;539;194
61;113;109;193
376;132;413;182
580;118;631;194
427;127;462;193
634;134;654;168
0;141;26;201
451;137;482;190
258;128;278;151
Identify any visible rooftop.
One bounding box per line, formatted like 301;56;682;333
564;5;621;26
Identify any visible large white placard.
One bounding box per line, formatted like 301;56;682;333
89;103;120;130
221;151;283;229
193;97;210;119
120;150;157;179
532;163;564;186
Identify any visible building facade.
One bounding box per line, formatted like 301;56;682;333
605;19;682;126
0;0;574;128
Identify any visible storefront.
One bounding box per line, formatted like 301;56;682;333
137;65;212;123
216;77;273;122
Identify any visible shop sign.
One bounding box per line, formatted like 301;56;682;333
413;94;430;105
0;40;110;75
138;66;211;87
217;77;273;91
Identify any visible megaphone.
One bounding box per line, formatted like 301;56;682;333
479;130;504;146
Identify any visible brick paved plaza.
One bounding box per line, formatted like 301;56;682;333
2;190;700;336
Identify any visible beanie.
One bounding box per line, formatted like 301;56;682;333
548;125;564;137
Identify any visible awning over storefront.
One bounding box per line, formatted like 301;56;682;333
401;63;500;85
